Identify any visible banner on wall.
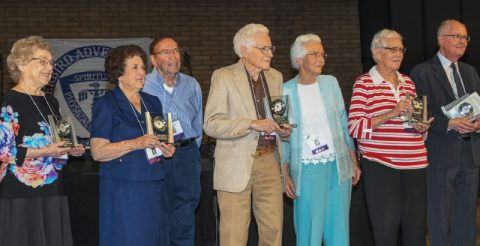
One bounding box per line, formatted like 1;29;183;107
46;38;152;139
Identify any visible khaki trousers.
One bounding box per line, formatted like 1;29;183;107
217;152;283;246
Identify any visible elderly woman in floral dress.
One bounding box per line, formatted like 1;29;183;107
0;36;85;246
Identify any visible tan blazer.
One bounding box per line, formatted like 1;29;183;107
204;60;284;192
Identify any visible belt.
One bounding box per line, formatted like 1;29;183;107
254;144;275;157
462;134;471;141
174;138;196;148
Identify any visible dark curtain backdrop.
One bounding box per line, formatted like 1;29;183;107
358;0;480;74
352;1;480;246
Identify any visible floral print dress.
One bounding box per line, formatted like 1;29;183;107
0;90;65;197
0;90;74;246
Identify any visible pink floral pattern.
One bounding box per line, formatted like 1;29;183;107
11;121;63;188
0;105;64;188
0;106;19;182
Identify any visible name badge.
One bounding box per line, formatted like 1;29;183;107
306;135;329;155
54;153;69;165
172;120;185;141
145;148;162;164
402;120;417;133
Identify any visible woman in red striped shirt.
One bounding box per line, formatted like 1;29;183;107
348;29;433;246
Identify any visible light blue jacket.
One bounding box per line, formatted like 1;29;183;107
282;75;355;196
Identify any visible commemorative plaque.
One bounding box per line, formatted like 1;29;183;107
263;95;296;128
48;115;78;147
405;92;428;124
145;112;174;144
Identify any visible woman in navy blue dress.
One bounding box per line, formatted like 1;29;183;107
90;45;176;246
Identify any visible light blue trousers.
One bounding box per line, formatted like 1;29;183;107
293;161;352;246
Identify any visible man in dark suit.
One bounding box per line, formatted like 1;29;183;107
410;19;480;246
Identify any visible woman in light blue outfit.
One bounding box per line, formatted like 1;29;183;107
282;34;361;246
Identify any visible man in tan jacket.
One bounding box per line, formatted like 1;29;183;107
204;23;291;246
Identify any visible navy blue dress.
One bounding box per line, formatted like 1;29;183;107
91;86;170;246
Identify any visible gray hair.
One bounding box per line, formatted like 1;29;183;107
437;19;465;36
7;36;52;83
370;29;403;62
370;29;403;51
233;23;269;58
290;33;322;70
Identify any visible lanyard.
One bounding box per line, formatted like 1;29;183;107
128;94;150;135
22;84;56;125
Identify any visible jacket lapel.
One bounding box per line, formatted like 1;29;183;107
112;86;139;121
231;60;257;119
317;76;337;114
458;62;474;93
264;69;280;97
432;56;456;101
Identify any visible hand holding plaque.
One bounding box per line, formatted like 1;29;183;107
263;95;297;128
144;112;174;164
403;92;428;124
48;115;78;148
145;112;174;144
441;92;480;121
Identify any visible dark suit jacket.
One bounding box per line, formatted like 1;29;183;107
410;55;480;170
91;86;170;181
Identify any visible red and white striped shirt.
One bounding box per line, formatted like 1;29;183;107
348;66;428;169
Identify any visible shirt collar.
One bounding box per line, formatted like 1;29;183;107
153;68;180;87
368;65;406;85
437;52;455;70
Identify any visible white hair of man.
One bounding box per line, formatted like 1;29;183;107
436;19;464;37
370;29;403;62
233;23;269;58
290;33;322;70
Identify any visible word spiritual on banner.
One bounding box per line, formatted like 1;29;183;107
47;38;152;141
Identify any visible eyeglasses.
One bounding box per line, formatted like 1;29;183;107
31;57;55;66
380;46;407;54
152;48;180;56
306;51;328;59
252;46;276;55
442;34;471;42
